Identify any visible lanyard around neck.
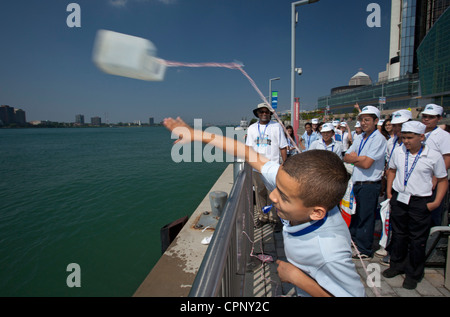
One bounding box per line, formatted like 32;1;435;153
425;126;437;140
358;130;376;155
388;136;402;165
258;122;270;141
404;146;423;187
322;139;334;153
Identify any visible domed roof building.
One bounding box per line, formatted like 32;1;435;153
349;71;372;86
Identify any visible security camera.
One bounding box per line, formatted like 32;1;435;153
295;68;303;75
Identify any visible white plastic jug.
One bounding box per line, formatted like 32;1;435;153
92;30;166;81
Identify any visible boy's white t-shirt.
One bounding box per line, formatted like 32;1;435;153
389;145;448;197
246;120;288;163
261;161;365;297
425;127;450;155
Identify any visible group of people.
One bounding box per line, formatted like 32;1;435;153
163;101;448;296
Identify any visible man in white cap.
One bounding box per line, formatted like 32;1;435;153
384;121;448;289
246;103;288;227
344;105;387;259
420;103;450;226
309;123;343;158
421;104;449;169
386;109;412;163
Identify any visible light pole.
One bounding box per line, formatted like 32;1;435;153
291;0;319;133
269;77;280;109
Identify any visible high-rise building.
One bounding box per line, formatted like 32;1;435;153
0;105;27;126
318;1;450;115
0;105;15;125
91;116;102;126
149;117;154;126
14;109;26;125
381;0;450;80
417;1;450;106
75;114;85;125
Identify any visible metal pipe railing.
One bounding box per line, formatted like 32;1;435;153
189;162;253;297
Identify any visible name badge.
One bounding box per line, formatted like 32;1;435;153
397;192;411;205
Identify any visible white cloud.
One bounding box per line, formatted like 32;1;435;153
109;0;128;7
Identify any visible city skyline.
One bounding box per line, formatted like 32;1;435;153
0;0;391;125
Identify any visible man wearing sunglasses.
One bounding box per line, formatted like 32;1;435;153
246;103;288;227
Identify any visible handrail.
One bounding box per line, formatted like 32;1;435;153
189;162;253;297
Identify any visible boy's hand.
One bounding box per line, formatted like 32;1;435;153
276;260;299;284
163;117;194;144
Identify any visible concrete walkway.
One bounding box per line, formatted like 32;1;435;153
250;219;450;297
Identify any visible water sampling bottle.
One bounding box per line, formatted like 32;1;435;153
92;29;166;81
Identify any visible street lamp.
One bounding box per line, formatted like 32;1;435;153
269;77;280;109
291;0;319;135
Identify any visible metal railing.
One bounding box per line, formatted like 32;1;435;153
189;162;254;297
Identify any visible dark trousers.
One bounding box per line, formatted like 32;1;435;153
388;190;432;281
350;182;381;256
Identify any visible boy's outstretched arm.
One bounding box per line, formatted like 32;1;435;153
163;117;269;172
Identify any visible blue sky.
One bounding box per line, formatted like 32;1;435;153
0;0;391;125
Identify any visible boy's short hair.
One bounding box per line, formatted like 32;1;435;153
282;150;349;211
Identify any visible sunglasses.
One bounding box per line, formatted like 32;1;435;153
258;110;271;114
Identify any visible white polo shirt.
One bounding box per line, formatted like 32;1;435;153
309;138;343;159
346;130;387;182
389;145;447;197
425;127;450;155
260;161;365;297
246;120;288;164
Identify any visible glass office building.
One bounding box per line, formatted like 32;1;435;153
400;0;418;76
417;6;450;108
317;74;420;115
317;1;449;116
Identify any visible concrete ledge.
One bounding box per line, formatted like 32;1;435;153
133;164;234;297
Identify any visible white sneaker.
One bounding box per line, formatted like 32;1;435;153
375;247;387;257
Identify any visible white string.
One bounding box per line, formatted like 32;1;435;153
158;59;301;154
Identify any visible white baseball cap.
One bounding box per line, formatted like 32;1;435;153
377;119;385;126
332;120;340;127
358;105;380;118
355;121;361;128
391;109;412;124
339;122;347;127
421;104;443;116
321;123;334;132
401;121;426;135
311;118;319;124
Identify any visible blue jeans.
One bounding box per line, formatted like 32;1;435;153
350;182;381;256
